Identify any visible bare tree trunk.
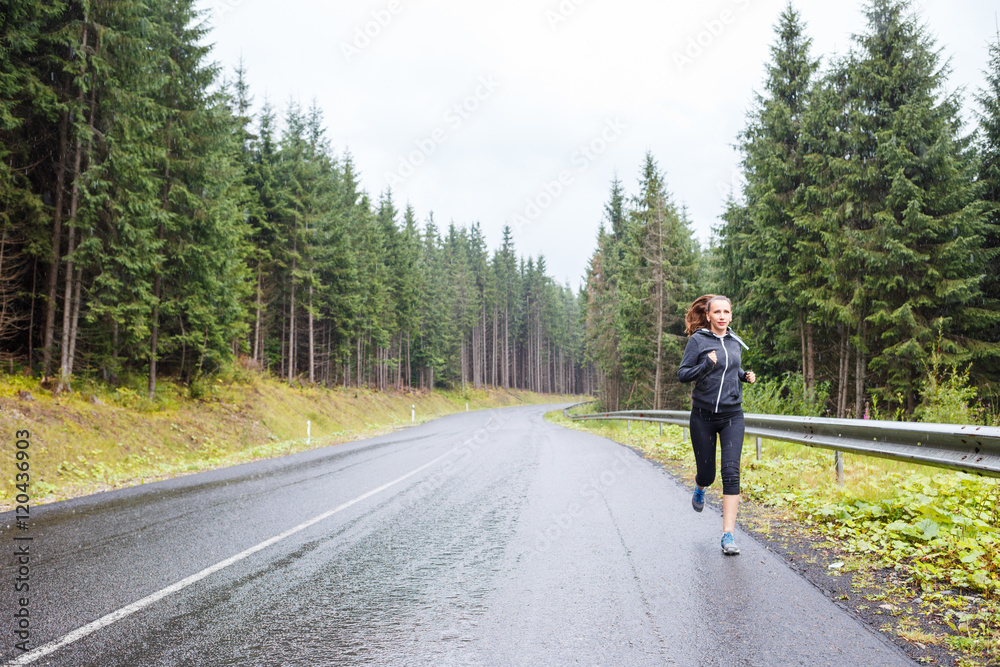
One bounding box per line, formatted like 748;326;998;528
837;327;849;418
325;322;332;386
548;338;553;394
42;110;69;377
505;307;510;389
308;280;314;383
461;339;467;391
481;305;487;389
28;256;37;369
148;268;162;398
67;264;82;372
806;319;816;399
800;312;807;387
854;321;865;418
356;337;362;389
253;263;262;362
58;221;77;391
279;294;286;378
536;317;542;392
150;107;172;399
563;353;568;395
63;80;97;387
196;329;208;375
288;252;296;384
512;333;518;390
842;337;851;417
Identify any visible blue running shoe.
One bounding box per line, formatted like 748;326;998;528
721;532;740;555
692;487;705;512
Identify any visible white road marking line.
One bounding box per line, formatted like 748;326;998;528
9;450;453;665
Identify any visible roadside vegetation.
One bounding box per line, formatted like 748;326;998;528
0;367;576;510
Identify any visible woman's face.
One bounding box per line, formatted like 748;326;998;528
707;299;731;334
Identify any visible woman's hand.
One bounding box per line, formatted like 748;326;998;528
707;350;718;364
745;370;756;384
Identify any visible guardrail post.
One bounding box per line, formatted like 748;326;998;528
627;419;631;432
835;451;844;485
756;436;762;461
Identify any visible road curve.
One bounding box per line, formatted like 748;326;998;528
1;404;913;665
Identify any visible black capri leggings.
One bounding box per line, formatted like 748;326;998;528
690;407;745;495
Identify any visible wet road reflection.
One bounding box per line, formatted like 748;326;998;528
1;405;914;666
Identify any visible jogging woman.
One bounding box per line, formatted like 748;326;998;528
677;294;756;555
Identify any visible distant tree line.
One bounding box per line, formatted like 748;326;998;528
0;0;590;396
583;0;1000;416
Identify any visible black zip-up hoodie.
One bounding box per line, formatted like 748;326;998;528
677;328;750;413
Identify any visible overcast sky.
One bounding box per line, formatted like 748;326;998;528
196;0;999;290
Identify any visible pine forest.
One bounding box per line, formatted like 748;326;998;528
3;0;1000;420
0;0;590;397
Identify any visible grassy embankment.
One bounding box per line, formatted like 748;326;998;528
0;369;578;509
551;403;1000;667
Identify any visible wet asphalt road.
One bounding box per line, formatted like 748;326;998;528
1;404;914;666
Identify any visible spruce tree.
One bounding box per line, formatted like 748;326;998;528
797;62;868;416
726;3;819;385
583;178;628;409
841;0;988;411
974;32;1000;382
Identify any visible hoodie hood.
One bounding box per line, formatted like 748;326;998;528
695;327;749;351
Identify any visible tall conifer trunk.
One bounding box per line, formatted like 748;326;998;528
253;264;262;362
288;250;296;384
806;319;815;398
60;41;95;391
854;321;865;417
42;107;70;377
308;280;314;383
150;104;173;399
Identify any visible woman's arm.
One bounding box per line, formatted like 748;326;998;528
678;339;713;383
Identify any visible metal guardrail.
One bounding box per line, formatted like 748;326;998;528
562;405;1000;479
